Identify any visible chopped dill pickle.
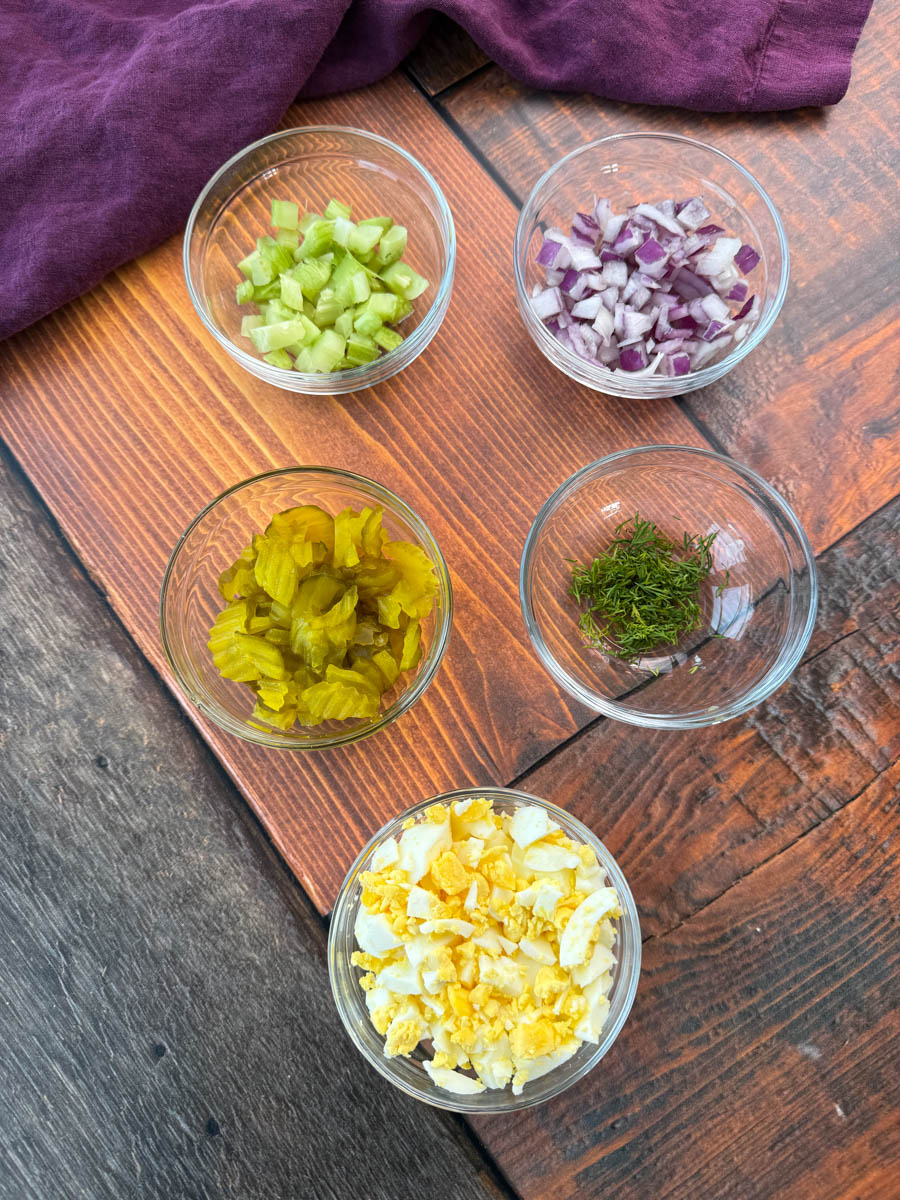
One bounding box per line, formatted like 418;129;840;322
208;502;439;731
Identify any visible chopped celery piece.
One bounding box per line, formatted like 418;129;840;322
252;280;281;302
262;299;296;324
380;261;429;300
289;256;332;301
324;198;352;221
295;218;334;260
373;326;403;352
236;279;255;305
346;333;379;365
264;349;293;369
270;199;299;230
241;314;265;337
334;310;354;339
298;211;322;234
371;224;407;269
357;216;392;234
294;347;313;372
394;297;413;323
275;228;300;249
368;292;401;322
308;329;345;373
238;252;258;280
332;216;355;247
331;252;370;309
279;273;306;311
314;287;343;327
347;223;383;257
249;319;310;353
353;308;383;338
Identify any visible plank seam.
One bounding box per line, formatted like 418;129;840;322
640;755;899;947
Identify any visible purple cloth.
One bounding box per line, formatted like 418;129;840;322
1;0;873;341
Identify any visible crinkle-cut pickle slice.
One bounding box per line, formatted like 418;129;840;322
207;503;438;731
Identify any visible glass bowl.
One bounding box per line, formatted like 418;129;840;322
513;132;789;397
183;126;455;394
159;466;452;749
521;445;817;729
328;786;641;1114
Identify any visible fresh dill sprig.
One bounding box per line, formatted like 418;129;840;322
568;513;717;662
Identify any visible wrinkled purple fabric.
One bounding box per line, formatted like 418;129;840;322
1;0;873;341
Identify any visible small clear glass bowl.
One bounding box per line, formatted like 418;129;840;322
184;126;455;394
159;466;452;750
521;445;817;729
328;787;641;1113
514;132;789;397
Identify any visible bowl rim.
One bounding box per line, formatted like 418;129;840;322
520;444;818;729
327;785;642;1113
182;124;456;392
513;131;790;392
158;464;453;750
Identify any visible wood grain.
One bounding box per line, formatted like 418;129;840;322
440;2;900;554
472;761;900;1200
405;15;489;95
514;496;899;939
0;447;510;1200
0;71;703;914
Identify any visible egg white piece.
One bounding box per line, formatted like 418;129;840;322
406;886;434;919
354;909;404;957
523;843;582;872
376;958;423;995
423;1061;486;1094
398;817;452;884
571;940;615;987
508;806;559;849
370;836;399;873
558;887;619;967
518;936;556;965
419;918;475;937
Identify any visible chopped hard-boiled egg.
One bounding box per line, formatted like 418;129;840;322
351;797;623;1096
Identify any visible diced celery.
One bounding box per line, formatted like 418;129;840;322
373;326;403;352
350;272;370;304
347;223;382;257
283;315;319;355
357;216;393;234
324;198;352;221
279;273;306;311
238;251;258;279
250;319;310;353
379;260;429;300
394;298;413;323
371;224;407;268
298;211;322;234
314;287;343;327
252;280;281;302
264;349;293;369
331;252;371;309
294;347;314;372
263;299;296;325
302;299;317;320
275;228;300;249
368;292;401;322
308;329;346;373
332;216;355;247
346;333;379;365
236;279;255;305
334;310;354;339
271;199;300;230
288;256;332;301
295;219;334;260
353;308;383;338
241;315;265;337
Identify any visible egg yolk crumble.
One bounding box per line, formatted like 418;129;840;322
351;797;621;1096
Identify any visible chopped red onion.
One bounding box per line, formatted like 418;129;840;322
734;244;761;274
532;194;762;375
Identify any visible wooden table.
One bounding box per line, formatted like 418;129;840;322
1;10;897;1199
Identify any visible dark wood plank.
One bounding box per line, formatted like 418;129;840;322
0;445;511;1200
514;496;899;938
405;14;489;95
0;71;703;914
440;3;900;554
472;762;900;1199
